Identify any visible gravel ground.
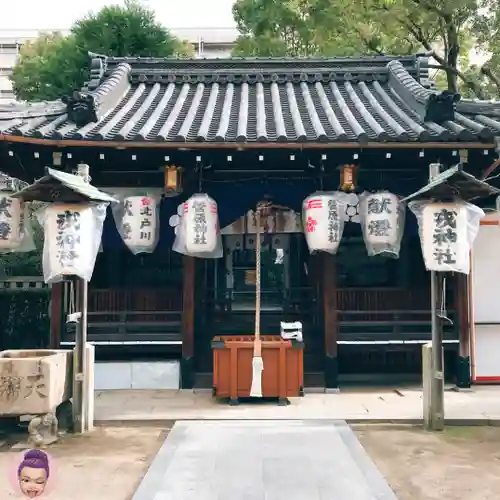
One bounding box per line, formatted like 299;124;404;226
2;422;499;499
355;425;500;500
0;425;170;499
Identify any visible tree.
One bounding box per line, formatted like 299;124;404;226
70;0;192;58
232;0;419;57
10;0;193;102
10;33;88;102
344;0;489;97
472;5;500;97
232;0;500;99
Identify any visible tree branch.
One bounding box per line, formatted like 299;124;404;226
429;50;486;99
401;19;485;98
410;0;450;21
481;65;500;97
350;25;385;55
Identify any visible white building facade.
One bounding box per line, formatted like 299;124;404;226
0;27;238;102
471;212;500;383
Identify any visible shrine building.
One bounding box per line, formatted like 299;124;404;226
0;53;499;391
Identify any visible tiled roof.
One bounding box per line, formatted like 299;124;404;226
1;54;500;144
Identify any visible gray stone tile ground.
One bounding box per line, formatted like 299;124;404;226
132;420;398;500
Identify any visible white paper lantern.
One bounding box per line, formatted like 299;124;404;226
183;194;219;254
302;192;345;254
42;203;101;282
361;192;400;245
420;202;470;272
0;195;25;250
120;195;158;252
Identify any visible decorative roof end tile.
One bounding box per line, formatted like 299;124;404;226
87;53;108;91
425;90;460;123
61;92;98;126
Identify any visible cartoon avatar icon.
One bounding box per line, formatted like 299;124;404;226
17;449;50;497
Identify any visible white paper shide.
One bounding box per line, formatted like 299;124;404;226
302;192;345;254
0;194;25;250
410;200;484;274
120;195;159;254
39;203;108;283
359;191;405;257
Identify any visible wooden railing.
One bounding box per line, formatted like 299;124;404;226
88;288;182;313
337;288;431;312
204;286;435;314
86;286;437;315
336;288;456;343
62;287;183;346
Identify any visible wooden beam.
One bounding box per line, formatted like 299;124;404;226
0;134;494;150
49;282;64;349
455;272;471;388
181;255;196;389
322;252;339;391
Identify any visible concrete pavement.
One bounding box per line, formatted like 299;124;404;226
132;420;398;500
94;385;500;424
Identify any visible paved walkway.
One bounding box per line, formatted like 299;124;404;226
132;420;398;500
95;386;500;424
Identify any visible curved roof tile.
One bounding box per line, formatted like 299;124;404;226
1;54;499;144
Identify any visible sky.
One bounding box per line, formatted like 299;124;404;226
0;0;237;30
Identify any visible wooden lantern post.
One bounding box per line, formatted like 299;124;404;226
11;166;117;434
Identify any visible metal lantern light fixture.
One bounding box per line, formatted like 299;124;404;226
339;164;358;192
164;166;183;197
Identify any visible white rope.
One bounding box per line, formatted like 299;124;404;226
250;205;264;397
440;276;446;317
69;280;76;315
255;207;261;343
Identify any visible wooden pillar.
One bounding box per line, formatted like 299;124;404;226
455;272;471;388
322;253;339;390
49;282;64;349
181;255;196;389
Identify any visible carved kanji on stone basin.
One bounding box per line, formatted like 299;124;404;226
0;350;73;445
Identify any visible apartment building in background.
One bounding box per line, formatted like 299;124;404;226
0;27;238;102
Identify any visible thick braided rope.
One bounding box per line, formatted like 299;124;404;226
255;207;261;341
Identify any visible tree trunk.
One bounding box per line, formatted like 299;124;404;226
481;65;500;98
446;23;459;93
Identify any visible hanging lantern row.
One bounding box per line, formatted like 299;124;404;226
112;189;406;259
38;186;483;273
301;190;484;273
302;190;405;258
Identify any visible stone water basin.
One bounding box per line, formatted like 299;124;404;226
0;350;72;416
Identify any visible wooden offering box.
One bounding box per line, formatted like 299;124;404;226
212;335;304;405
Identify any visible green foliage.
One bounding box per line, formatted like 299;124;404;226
10;0;193;102
231;0;420;57
232;0;500;99
10;33;87;102
71;0;190;58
